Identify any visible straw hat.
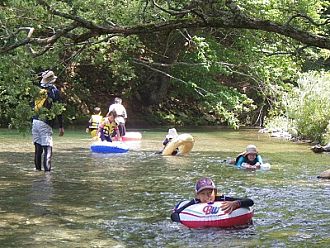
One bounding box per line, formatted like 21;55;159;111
245;144;258;155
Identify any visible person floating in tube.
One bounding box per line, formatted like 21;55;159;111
171;177;254;222
235;144;264;169
157;128;179;155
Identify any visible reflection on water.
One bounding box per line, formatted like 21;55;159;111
27;173;54;216
0;129;329;247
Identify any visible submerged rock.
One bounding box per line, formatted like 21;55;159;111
317;169;330;179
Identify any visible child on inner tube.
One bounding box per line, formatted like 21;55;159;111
235;144;263;169
171;177;254;222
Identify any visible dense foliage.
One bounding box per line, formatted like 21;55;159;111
1;0;330;135
293;72;329;143
265;71;330;143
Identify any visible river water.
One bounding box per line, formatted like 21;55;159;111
0;128;329;247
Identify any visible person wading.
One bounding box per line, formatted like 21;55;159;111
32;70;64;172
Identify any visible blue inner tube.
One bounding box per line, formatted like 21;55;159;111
90;142;129;153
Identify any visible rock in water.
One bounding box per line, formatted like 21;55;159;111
311;145;325;153
317;169;330;179
311;143;330;153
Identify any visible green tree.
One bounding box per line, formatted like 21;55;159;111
289;71;330;143
1;0;330;130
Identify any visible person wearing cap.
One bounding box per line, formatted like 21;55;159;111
156;128;179;155
235;144;263;169
171;177;254;222
106;97;127;138
32;70;64;172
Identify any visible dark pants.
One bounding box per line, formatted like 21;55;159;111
100;128;112;142
117;124;126;137
101;135;112;142
34;142;52;171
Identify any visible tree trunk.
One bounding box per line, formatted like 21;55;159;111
134;30;189;107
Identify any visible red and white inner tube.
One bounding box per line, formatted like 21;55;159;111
177;201;253;228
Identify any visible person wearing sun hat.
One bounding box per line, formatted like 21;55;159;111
32;70;64;172
170;177;254;222
235;144;263;169
156;128;179;155
40;70;57;86
165;128;178;140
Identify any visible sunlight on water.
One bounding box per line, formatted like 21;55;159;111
0;128;329;247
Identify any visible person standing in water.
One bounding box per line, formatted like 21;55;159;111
107;97;127;137
32;70;64;172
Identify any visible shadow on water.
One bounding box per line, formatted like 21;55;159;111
0;129;329;247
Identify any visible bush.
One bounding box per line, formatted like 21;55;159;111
284;71;330;143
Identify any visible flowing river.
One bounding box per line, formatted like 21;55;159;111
0;128;329;247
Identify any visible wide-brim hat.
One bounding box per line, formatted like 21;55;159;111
166;128;178;139
195;177;216;194
245;144;258;155
40;70;57;84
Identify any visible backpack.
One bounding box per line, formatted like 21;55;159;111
34;85;58;112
